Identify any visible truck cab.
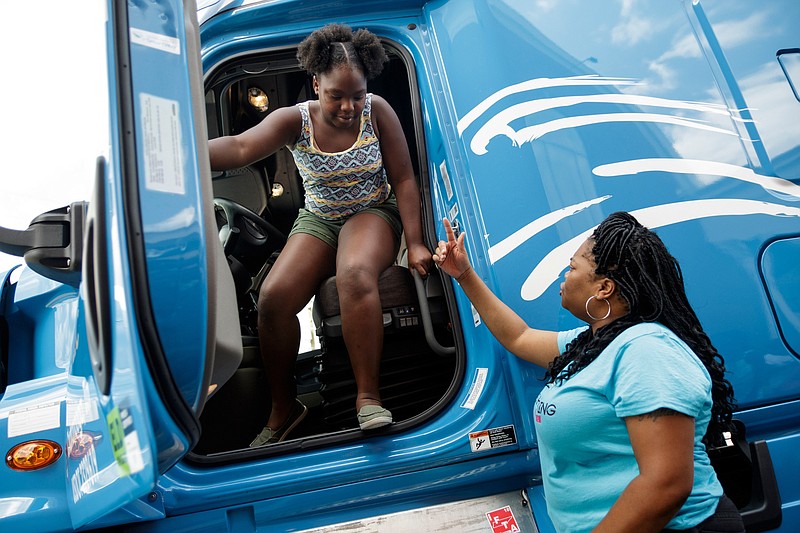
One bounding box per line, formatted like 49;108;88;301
0;1;798;531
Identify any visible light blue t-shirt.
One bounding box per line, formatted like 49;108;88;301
534;322;722;533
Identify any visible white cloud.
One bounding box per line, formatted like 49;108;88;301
534;0;559;12
713;11;770;50
644;8;776;100
611;15;653;45
658;33;701;62
644;60;679;93
619;0;637;17
666;60;800;174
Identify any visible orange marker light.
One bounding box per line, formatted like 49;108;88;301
6;440;62;471
67;432;102;459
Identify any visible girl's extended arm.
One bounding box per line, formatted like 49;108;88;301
372;95;431;278
208;106;302;171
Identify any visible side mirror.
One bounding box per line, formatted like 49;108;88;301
0;201;87;287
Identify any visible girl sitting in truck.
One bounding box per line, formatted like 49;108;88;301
209;23;432;446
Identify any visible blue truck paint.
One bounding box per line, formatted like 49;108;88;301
0;0;797;531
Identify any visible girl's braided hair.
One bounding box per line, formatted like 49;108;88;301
297;23;388;80
545;212;736;445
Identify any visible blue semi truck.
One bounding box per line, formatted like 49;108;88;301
0;0;798;531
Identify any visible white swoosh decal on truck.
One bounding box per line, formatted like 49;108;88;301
454;77;797;306
518;199;800;301
469;93;732;155
593;159;800;198
487;196;611;264
457;75;640;135
471;112;736;155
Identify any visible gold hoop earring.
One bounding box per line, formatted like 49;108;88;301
585;295;611;321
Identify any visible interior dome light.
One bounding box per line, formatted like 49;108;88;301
6;440;62;471
248;87;269;112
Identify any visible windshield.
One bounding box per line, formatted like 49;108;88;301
0;1;108;274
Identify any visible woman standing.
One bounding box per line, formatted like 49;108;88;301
432;213;743;532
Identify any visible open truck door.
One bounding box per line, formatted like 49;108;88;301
0;0;240;530
70;0;240;526
70;0;241;527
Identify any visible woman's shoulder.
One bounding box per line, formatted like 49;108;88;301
621;321;679;341
558;326;589;353
614;322;683;350
616;322;701;365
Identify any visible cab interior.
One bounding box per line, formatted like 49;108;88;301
192;42;461;458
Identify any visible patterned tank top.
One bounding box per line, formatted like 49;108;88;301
289;93;391;220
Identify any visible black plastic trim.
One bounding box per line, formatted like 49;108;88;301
0;203;86;287
741;440;782;532
710;419;783;532
0;269;13;395
84;158;113;396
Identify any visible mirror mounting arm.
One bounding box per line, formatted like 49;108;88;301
0;202;88;286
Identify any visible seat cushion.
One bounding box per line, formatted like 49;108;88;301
314;265;417;319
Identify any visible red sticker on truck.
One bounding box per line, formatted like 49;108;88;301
486;506;521;533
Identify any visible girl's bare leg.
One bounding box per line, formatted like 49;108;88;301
258;233;335;428
336;213;398;411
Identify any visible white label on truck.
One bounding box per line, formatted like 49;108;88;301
8;401;61;437
439;160;453;200
141;93;185;195
461;367;488;410
471;303;481;327
448;203;459;222
130;27;180;55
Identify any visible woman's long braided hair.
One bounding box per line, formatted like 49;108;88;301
545;212;736;445
297;23;388;80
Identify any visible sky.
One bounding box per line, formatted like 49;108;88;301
0;2;108;274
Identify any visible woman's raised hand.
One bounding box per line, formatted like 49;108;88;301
433;218;472;281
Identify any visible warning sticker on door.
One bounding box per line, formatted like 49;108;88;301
140;93;185;195
469;424;517;452
486;506;521;533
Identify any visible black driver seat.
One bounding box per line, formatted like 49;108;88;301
312;265;454;429
313;266;420;338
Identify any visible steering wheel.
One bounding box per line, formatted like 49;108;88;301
213;197;285;257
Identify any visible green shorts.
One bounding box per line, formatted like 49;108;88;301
289;193;402;250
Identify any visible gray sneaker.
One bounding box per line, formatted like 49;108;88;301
357;405;393;430
249;399;308;447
